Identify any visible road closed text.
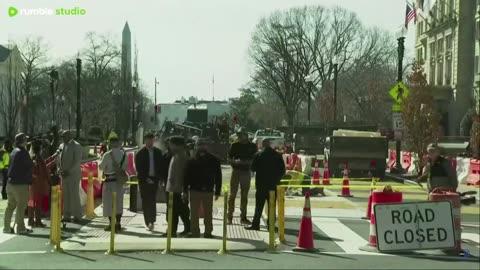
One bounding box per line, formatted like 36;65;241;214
383;208;447;244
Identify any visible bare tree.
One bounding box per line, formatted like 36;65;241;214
19;37;49;133
249;6;399;126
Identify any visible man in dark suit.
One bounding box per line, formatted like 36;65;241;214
245;138;286;231
134;132;165;231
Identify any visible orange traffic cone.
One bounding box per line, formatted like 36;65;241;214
293;192;318;252
362;193;373;220
322;160;331;185
338;163;353;197
312;160;320;185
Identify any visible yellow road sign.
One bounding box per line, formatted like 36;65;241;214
389;82;409;104
392;104;402;112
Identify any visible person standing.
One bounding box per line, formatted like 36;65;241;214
415;143;458;192
166;136;191;237
3;133;33;234
134;132;164;231
28;140;56;227
99;137;128;232
57;130;83;223
227;129;257;225
184;138;222;238
0;140;14;200
245;138;286;231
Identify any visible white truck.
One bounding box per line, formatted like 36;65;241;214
253;129;285;151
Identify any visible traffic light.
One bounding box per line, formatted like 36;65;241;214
233;115;238;124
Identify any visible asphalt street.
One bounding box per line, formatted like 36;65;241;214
0;165;478;269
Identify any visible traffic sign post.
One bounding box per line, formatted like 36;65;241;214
374;201;456;252
389;82;409;105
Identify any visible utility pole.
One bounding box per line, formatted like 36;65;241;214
393;35;405;173
333;63;338;123
76;58;82;139
155;77;158;124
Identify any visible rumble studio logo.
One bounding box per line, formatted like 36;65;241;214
8;6;18;17
7;6;86;17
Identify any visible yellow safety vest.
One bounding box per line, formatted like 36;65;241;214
0;149;9;170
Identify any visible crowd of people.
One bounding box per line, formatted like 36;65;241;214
1;130;84;234
124;129;286;237
0;127;286;238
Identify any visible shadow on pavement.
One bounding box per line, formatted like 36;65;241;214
229;252;272;262
173;253;214;263
285;250;356;260
283;227;342;242
62;251;97;262
115;253;154;263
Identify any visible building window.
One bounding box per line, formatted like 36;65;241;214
446;59;452;84
446;35;452;50
438;38;444;54
437;61;444;85
440;0;445;21
448;0;455;15
417;48;424;62
430;42;436;59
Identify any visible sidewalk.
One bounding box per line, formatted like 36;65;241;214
61;204;269;252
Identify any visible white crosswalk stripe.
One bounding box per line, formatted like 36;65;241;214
312;217;389;256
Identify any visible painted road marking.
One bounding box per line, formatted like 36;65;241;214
462;233;480;248
0;232;16;246
312;217;387;256
0;251;47;255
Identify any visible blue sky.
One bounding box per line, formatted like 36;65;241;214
1;0;416;103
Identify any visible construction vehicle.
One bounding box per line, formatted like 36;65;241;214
160;107;231;161
326;129;388;179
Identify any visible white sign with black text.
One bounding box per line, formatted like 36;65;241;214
374;201;456;252
392;112;403;130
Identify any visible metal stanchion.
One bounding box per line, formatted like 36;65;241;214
276;186;286;245
106;192;117;255
52;188;63;253
128;177;138;212
267;190;276;253
86;174;96;219
162;192;174;255
218;189;228;255
47;186;58;246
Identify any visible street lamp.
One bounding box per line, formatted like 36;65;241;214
332;54;339;123
49;69;59;126
131;81;137;139
305;74;315;126
76;57;82;139
392;29;406;173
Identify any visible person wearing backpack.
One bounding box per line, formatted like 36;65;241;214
99;137;128;232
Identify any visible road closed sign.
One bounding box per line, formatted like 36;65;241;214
374;201;456;252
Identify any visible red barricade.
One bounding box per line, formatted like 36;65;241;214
428;188;462;254
81;161;102;198
401;152;411;171
387;150;396;169
467;159;480;186
126;152;136;176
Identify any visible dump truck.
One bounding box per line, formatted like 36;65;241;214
326;129;388;179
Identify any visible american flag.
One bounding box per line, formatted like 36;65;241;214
405;2;416;29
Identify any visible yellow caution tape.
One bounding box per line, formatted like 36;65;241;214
278;184;423;190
